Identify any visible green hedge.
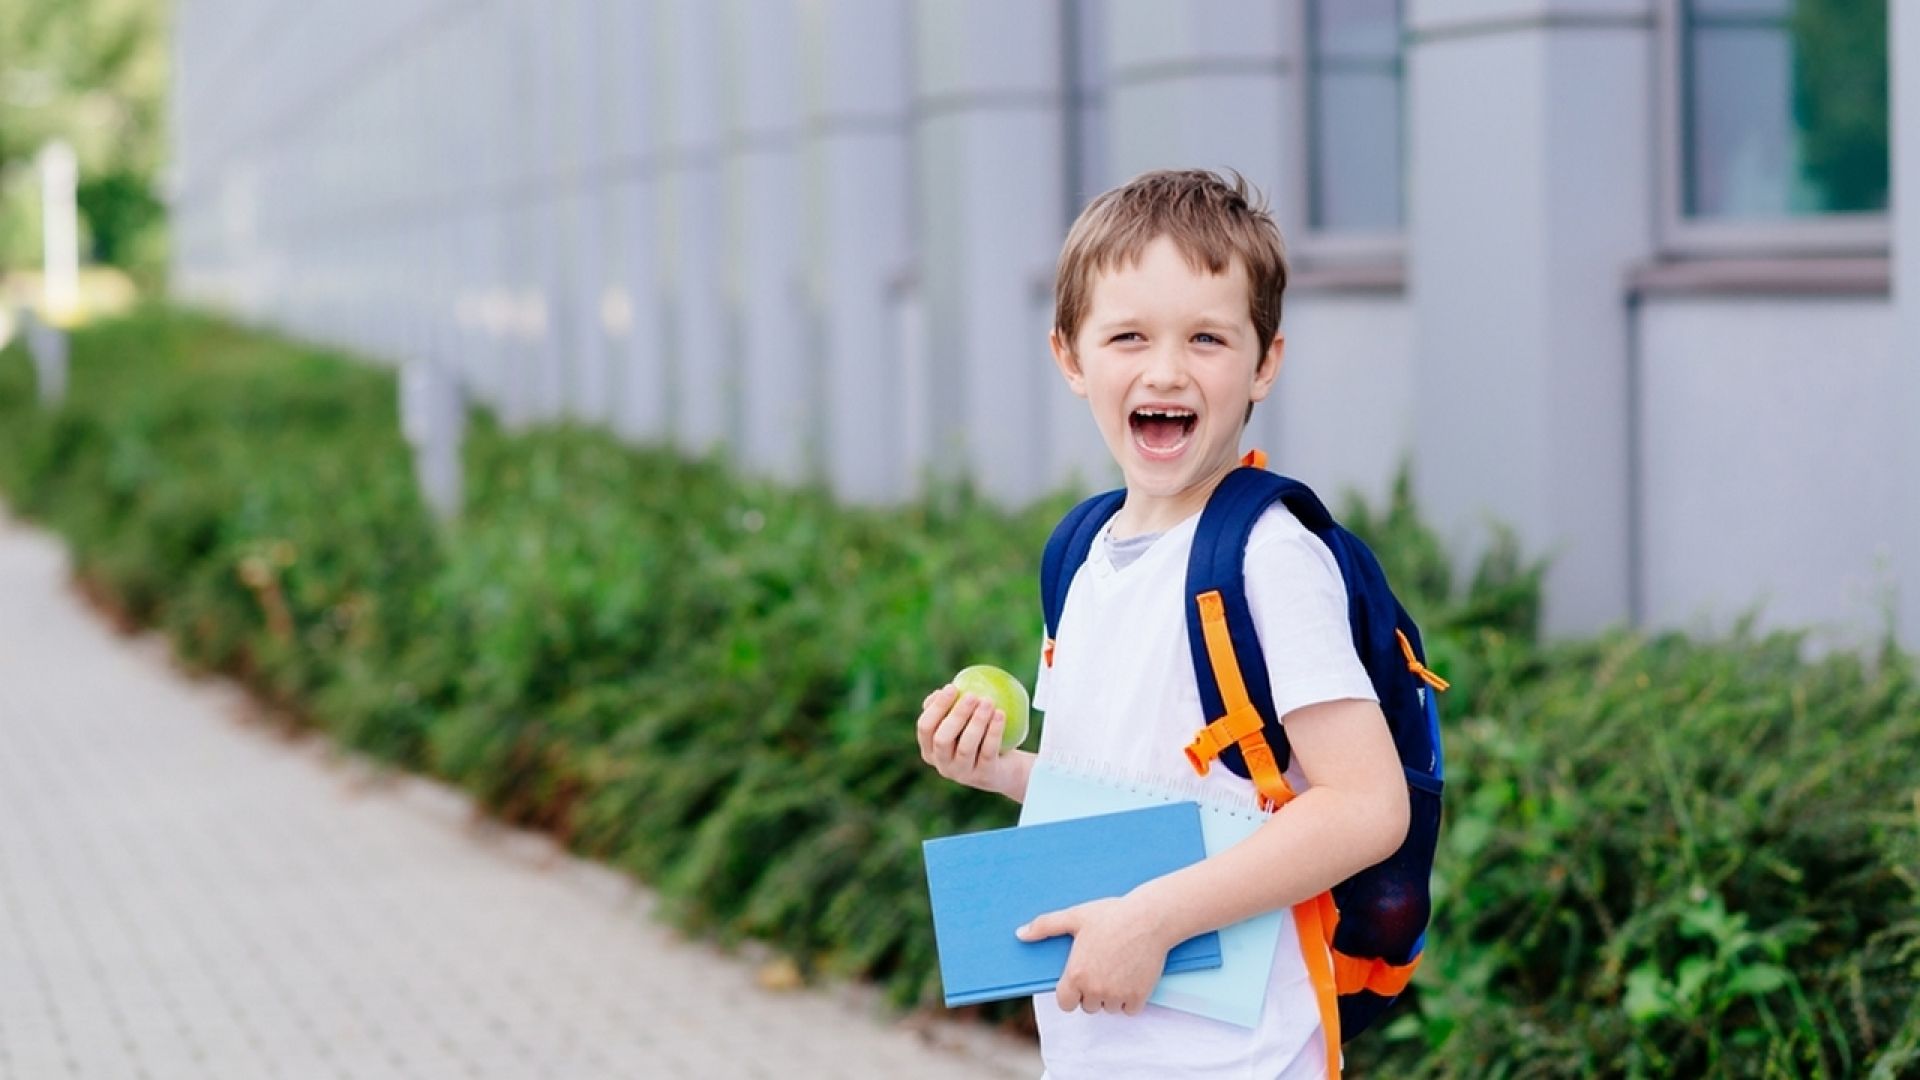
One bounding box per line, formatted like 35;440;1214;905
1;308;1915;1077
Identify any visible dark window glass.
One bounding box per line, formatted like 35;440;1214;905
1308;0;1404;232
1684;0;1889;219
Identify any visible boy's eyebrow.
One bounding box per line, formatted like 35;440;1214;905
1190;315;1242;333
1089;312;1245;334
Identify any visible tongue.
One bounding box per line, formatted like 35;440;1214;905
1136;416;1188;450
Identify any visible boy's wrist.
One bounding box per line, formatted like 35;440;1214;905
1125;878;1191;952
987;749;1036;802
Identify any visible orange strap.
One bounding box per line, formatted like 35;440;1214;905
1240;447;1269;470
1331;950;1422;999
1293;891;1344;1078
1187;591;1294;809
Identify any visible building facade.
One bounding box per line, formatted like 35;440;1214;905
168;0;1920;646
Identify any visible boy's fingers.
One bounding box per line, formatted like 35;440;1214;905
916;687;963;766
919;684;958;714
1016;908;1076;942
916;685;958;737
928;694;979;759
979;711;1006;763
953;704;1000;767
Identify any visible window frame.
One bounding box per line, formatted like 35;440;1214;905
1655;0;1890;258
1288;0;1407;273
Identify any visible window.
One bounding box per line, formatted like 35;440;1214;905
1669;0;1888;251
1304;0;1405;241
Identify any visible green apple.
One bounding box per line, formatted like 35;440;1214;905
951;664;1031;751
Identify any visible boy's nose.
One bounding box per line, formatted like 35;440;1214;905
1141;347;1191;388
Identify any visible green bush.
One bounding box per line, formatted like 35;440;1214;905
1;308;1914;1075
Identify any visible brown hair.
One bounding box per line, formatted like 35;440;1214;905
1053;169;1289;354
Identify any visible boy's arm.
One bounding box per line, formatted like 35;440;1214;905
1127;696;1409;939
1018;696;1408;1014
915;685;1038;803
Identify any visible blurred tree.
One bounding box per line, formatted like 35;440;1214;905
0;0;168;280
1792;0;1889;213
77;168;163;267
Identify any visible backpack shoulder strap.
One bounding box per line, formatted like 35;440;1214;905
1184;467;1448;791
1181;467;1306;802
1040;488;1127;649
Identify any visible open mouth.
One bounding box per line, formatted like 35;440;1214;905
1129;407;1197;456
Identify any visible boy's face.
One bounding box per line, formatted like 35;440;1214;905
1052;234;1282;525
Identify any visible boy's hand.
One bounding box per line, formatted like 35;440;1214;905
916;685;1022;797
1017;896;1172;1016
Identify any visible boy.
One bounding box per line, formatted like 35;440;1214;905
915;170;1410;1079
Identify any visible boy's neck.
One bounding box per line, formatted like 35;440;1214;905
1109;461;1238;539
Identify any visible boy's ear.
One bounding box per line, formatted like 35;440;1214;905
1050;329;1088;398
1249;332;1285;404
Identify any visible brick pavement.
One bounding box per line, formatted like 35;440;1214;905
0;509;1040;1079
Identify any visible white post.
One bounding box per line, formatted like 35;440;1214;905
24;311;69;408
38;141;81;326
401;358;467;522
1893;0;1920;649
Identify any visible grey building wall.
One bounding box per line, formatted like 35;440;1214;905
1404;0;1653;637
1638;297;1899;648
168;0;1914;646
1275;292;1414;507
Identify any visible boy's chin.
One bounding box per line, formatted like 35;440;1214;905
1118;459;1196;496
1117;444;1240;495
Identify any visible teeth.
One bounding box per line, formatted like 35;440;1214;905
1134;408;1195;419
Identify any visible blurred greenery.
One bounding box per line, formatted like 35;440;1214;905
1793;0;1890;213
1;309;1916;1076
0;0;169;281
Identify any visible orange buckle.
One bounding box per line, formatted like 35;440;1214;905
1240;448;1269;470
1184;706;1264;774
1241;739;1295;810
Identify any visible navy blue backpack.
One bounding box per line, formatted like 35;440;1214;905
1039;457;1446;1047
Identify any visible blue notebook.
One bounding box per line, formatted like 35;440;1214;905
1020;758;1283;1028
922;802;1223;1008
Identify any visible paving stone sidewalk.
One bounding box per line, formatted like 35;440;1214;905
0;510;1040;1080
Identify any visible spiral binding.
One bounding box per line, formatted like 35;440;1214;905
1038;753;1274;822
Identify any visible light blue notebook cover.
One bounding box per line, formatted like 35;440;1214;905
1020;758;1283;1028
922;802;1223;1008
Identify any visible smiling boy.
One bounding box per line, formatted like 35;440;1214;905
916;170;1410;1078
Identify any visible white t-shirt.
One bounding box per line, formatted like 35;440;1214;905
1031;503;1377;1080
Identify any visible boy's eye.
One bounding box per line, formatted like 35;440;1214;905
1193;332;1225;346
1110;332;1144;344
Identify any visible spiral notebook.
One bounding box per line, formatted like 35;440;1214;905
1019;756;1283;1028
921;802;1224;1007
